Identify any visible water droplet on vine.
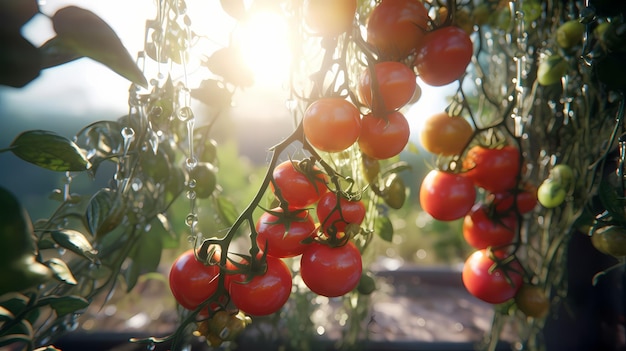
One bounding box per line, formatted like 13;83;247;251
186;157;198;170
188;179;197;188
186;213;198;227
186;190;196;200
177;106;194;122
131;178;143;191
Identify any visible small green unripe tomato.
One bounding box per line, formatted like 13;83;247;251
537;55;568;86
556;20;585;49
537;179;567;208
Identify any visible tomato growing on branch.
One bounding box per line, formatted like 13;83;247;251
419;169;476;221
358;112;410;160
366;0;430;60
463;145;521;193
228;255;292;316
418;112;474;156
303;98;361;153
300;241;362;297
316;191;366;235
358;61;417;112
270;160;328;208
463;203;517;249
415;26;473;87
303;0;357;37
255;207;316;258
169;249;223;311
462;249;524;304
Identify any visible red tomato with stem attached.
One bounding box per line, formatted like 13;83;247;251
415;26;473;86
462;249;524;304
316;192;366;235
303;0;357;37
300;241;362;297
270;160;328;208
358;112;410;160
358;61;417;112
419;169;476;221
256;207;316;258
463;145;521;193
463;203;517;249
169;249;223;310
366;0;430;60
228;255;292;316
303;98;361;153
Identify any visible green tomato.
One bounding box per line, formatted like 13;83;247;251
189;162;218;199
356;272;377;295
550;164;574;191
537;55;568;86
556;20;585;49
537;179;567;208
591;225;626;257
382;173;406;210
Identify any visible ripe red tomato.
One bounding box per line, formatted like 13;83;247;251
316;192;366;235
462;249;524;304
169;249;222;310
256;207;316;258
358;61;417;112
300;241;362;297
491;183;538;214
415;26;473;86
463;145;521;193
303;98;361;153
303;0;357;37
270;160;328;208
463;203;517;249
419;112;474;156
366;0;430;60
228;255;292;316
419;169;476;221
358;112;410;160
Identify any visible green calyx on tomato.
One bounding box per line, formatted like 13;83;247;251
462;203;517;250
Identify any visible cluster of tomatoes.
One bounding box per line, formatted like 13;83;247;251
417;112;552;314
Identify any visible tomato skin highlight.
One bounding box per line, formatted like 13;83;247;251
419;170;476;221
415;26;473;87
270;160;328;208
169;249;222;310
228;256;292;316
300;241;363;297
303;98;361;153
316;192;366;235
419;112;473;156
463;203;517;249
366;0;430;60
463;145;521;193
462;249;523;304
358;61;417;112
358;112;410;160
255;208;316;258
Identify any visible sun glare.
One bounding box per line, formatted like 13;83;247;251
237;11;292;87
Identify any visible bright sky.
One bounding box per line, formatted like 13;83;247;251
2;0;452;142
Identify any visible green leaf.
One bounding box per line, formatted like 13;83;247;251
50;229;98;262
0;32;41;88
51;6;147;87
124;232;163;292
0;332;32;348
46;258;77;285
38;295;89;317
375;216;394;242
74;120;123;172
0;187;37;264
151;213;179;249
0;293;29;315
85;188;125;238
0;306;15;321
39;36;81;69
598;180;626;222
215;196;239;227
9;130;91;172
